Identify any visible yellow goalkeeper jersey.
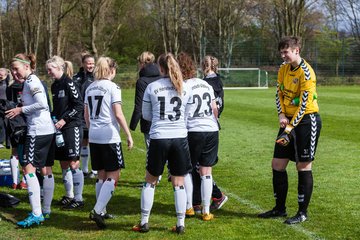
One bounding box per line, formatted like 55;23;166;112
276;59;319;127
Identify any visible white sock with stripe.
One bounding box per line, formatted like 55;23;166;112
141;183;155;225
201;175;213;214
81;146;89;173
10;155;19;185
25;172;42;216
94;178;115;214
95;179;106;213
174;185;186;227
42;174;54;213
184;173;193;210
62;168;74;198
72;168;84;202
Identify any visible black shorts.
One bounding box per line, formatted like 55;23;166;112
147;137;192;177
188;131;219;167
89;142;125;171
274;113;322;162
9;131;26;148
22;133;55;168
55;126;83;161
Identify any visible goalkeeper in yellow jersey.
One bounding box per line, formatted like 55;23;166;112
258;36;322;224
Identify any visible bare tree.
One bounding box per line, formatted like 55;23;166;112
55;0;80;56
155;0;186;56
0;5;4;65
272;0;319;40
16;0;43;55
338;0;360;43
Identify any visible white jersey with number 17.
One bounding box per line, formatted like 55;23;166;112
84;80;122;144
142;77;191;139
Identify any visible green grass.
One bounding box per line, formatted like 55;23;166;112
0;85;359;239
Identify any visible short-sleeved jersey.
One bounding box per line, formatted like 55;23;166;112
84;80;122;144
21;74;55;136
185;78;219;132
276;59;319;127
142;77;191;139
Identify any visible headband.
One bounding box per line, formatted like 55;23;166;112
12;57;31;65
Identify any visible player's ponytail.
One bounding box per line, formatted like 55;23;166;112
46;55;74;79
158;53;183;95
94;56;117;80
177;52;196;80
137;51;155;65
202;55;219;76
64;61;74;78
11;53;37;72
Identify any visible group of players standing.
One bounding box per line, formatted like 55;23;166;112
4;35;322;234
4;50;227;234
5;53;101;227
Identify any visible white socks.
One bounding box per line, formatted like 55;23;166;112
94;178;115;214
184;173;193;210
62;168;74;198
141;183;155;225
42;174;54;214
201;175;213;214
174;185;186;227
25;173;42;216
10;155;19;185
72;168;84;202
81;146;89;173
95;179;106;214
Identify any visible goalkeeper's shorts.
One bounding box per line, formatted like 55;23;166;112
273;113;322;162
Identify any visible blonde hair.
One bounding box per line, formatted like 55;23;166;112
0;68;8;75
158;53;183;95
202;55;219;76
11;53;36;71
94;57;117;80
46;55;74;78
137;51;155;65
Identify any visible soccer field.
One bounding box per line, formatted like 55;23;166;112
0;85;359;239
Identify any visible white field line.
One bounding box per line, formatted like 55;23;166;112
134;146;146;153
134;146;324;240
221;188;325;240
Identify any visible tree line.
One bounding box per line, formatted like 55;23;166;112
0;0;359;77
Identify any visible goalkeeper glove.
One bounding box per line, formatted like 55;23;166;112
276;125;294;146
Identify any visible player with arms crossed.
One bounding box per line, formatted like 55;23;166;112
132;53;192;234
258;36;322;224
85;57;133;229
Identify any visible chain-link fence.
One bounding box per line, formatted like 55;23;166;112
193;37;360;86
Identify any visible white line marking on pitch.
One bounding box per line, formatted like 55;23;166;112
222;188;325;240
134;146;146;153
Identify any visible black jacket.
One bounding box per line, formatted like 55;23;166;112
0;99;27;148
73;68;94;100
73;69;94;129
204;74;224;117
51;74;83;129
130;63;161;133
